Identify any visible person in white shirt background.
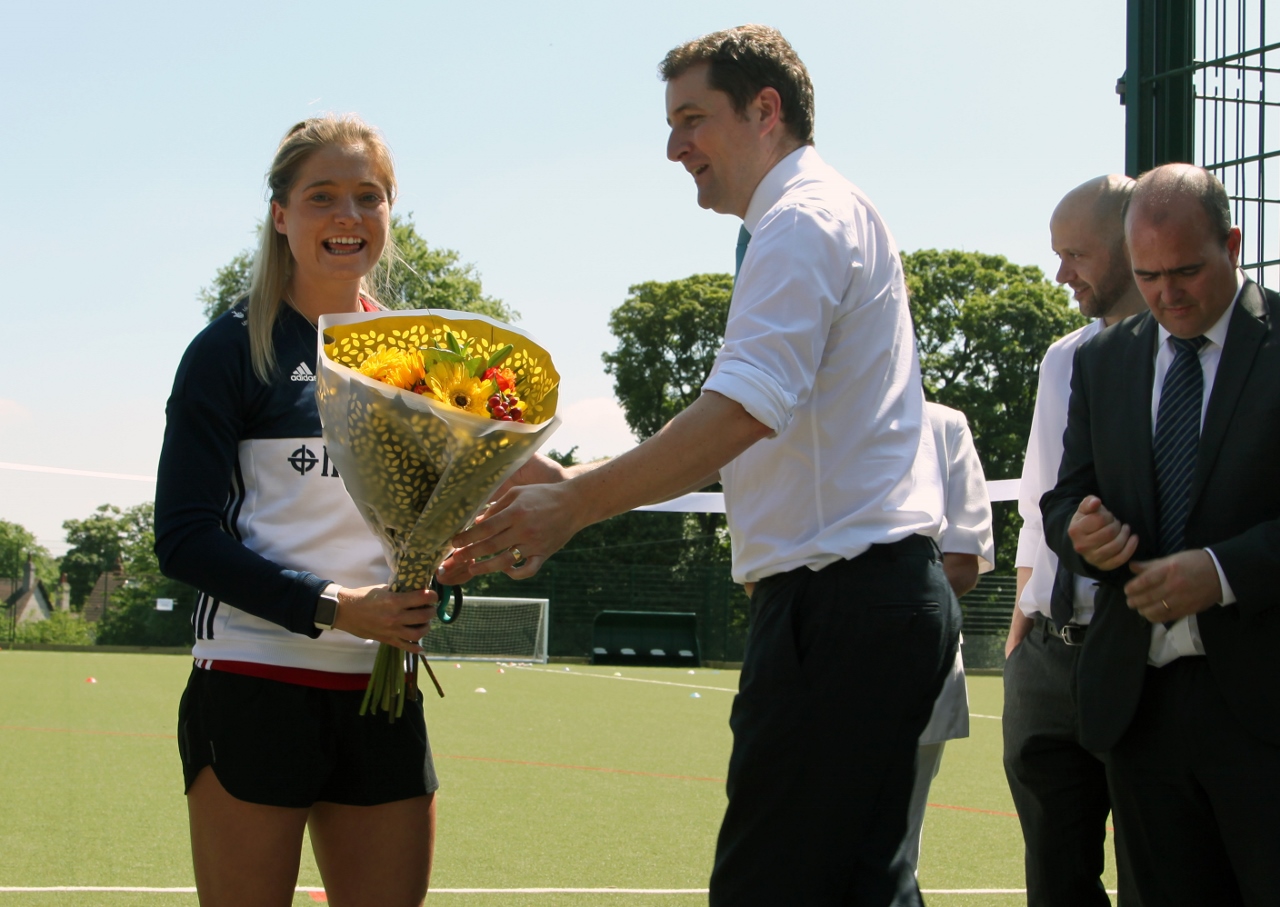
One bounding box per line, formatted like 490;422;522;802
1004;175;1145;906
441;24;956;907
899;401;995;874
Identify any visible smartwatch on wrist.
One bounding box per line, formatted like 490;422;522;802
314;583;341;631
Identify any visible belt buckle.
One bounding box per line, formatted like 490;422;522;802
1060;624;1086;647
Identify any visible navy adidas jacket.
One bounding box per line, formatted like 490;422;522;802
155;300;386;672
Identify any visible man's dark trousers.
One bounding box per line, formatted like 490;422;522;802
1003;614;1134;906
709;534;959;907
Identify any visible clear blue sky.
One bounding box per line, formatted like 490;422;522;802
0;0;1126;553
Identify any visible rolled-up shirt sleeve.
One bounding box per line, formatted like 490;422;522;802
702;203;854;433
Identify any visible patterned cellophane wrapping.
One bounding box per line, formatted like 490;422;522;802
316;310;560;594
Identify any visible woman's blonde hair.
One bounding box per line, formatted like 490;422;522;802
247;114;398;383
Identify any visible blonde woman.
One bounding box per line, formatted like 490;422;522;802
155;116;438;907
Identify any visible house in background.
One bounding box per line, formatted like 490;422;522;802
82;559;125;624
1;557;66;625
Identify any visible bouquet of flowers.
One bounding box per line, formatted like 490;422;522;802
316;309;560;719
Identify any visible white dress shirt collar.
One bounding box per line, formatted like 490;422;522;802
742;145;817;235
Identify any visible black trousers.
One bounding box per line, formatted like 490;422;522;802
1106;658;1280;907
1002;615;1130;907
709;535;959;907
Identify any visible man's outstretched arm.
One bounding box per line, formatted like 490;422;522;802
439;390;771;582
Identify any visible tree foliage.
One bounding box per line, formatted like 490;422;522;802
601;274;736;566
602;274;734;441
0;519;58;590
198;215;514;323
198;250;254;322
381;215;516;321
902;249;1086;572
60;505;131;608
16;611;95;645
59;502;197;646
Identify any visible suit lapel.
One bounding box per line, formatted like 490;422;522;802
1190;283;1268;506
1125;314;1160;546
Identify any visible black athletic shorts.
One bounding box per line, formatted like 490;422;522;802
177;666;439;808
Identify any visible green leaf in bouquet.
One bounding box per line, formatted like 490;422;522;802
422;346;467;366
465;356;486;378
445;331;464;355
485;343;515;369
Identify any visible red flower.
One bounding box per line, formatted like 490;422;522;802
483;367;517;392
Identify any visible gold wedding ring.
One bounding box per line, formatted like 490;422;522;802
509;546;527;567
1161;599;1171;612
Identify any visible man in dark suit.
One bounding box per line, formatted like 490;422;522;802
1042;163;1280;905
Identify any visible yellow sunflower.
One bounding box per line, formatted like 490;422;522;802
357;347;425;390
424;362;490;417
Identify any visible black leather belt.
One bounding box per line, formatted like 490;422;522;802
1037;613;1088;647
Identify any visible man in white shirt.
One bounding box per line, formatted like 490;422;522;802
1043;164;1280;905
1005;175;1145;907
442;24;956;907
900;401;995;874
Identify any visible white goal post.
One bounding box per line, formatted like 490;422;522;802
424;596;549;664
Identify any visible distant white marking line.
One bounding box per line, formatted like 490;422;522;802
511;665;737;693
0;887;1116;896
513;668;1009;721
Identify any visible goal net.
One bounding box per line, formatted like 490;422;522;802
425;596;549;663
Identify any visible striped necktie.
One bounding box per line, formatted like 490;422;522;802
734;226;751;279
1153;335;1210;555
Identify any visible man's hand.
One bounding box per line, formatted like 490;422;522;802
493;453;570;499
1006;566;1034;658
439;482;585;584
1068;496;1139;571
1124;550;1222;623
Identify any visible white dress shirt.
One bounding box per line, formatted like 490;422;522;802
704;146;944;584
919;402;996;745
1016;320;1104;623
1146;272;1244;666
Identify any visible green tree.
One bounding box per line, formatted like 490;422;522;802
602;274;734;441
198;215;515;323
902;249;1086;572
382;215;516;321
198;250;253;322
60;504;129;608
15;611;95;645
602;274;736;566
0;519;58;590
86;502;196;647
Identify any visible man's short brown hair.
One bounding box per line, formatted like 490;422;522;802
660;24;815;145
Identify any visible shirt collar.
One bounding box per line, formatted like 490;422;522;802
1155;268;1246;351
742;145;821;235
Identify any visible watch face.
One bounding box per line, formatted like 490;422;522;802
315;594;339;629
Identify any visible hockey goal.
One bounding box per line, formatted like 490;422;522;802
424;596;549;663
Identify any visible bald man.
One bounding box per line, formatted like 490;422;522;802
1043;164;1280;905
1004;176;1144;907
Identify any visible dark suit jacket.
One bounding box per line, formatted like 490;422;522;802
1042;280;1280;752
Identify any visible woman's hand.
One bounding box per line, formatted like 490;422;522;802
330;584;438;654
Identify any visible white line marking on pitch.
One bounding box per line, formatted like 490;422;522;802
512;667;1010;721
0;886;1115;895
511;665;738;693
